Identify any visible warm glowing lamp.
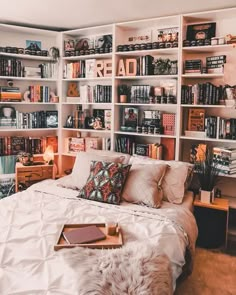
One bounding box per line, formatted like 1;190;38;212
43;145;54;164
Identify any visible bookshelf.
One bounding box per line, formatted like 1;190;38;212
0;24;60;197
0;7;236;202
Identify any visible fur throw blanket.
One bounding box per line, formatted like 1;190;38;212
60;242;173;295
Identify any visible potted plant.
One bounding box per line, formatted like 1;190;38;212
16;152;33;166
194;147;219;203
118;84;129;103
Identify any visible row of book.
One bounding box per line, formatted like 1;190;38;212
0;110;58;129
0;136;58;156
66;109;111;130
181;83;224;105
115;136;163;159
65;136;111;153
0;57;57;78
213;146;236;175
73;85;112;103
27;85;52;102
63;61;86;79
184;55;226;74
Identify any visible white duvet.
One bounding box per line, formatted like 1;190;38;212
0;179;198;294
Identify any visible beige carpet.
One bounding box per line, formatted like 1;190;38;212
175;247;236;295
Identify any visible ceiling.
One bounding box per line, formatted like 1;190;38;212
0;0;236;31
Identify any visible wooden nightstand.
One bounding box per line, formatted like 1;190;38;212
15;162;56;192
194;197;229;249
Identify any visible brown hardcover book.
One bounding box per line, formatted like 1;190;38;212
188;108;205;131
160;138;175;160
63;225;106;244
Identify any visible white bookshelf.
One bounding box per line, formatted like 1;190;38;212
1;7;236;200
0;24;61;180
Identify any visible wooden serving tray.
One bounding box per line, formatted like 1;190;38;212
54;223;123;251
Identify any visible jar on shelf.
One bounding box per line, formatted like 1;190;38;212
170;60;178;75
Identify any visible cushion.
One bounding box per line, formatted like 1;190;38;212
129;155;193;204
78;161;131;205
122;163;168;208
86;149;131;164
59;151;127;190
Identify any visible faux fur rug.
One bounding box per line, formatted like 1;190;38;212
61;243;173;295
175;247;236;295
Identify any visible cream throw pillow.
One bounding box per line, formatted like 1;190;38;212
58;151;126;190
129;155;193;204
122;163;168;208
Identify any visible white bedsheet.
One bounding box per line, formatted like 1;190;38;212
0;179;198;294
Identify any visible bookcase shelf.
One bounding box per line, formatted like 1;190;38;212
62;53;112;61
62;77;112;82
115;131;176;138
115;75;178;80
115;48;178;56
0;76;57;81
62;128;111;134
1;7;236;199
181;74;224;78
0;128;59;132
0;52;54;61
182;44;235;53
181;104;228;108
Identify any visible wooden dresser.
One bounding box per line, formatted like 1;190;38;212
15;162;55;192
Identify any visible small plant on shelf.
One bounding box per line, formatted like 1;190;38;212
118;85;129;103
194;146;219;203
16;152;33;166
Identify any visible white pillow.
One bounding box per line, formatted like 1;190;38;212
129;155;193;204
122;163;168;208
59;151;127;190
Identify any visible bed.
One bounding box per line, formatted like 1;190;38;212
0;151;198;295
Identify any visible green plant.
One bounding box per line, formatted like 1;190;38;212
194;148;219;191
16;152;33;165
118;84;129;96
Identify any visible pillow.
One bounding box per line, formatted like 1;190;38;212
86;149;131;164
129;155;193;204
78;161;131;205
122;163;168;208
59;151;127;190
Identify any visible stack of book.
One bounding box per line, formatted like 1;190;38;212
206;55;226;74
213;147;236;175
184;59;202;74
0;86;22;102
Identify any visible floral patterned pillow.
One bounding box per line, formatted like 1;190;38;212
78;161;131;205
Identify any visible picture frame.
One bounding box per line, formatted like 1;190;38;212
186;22;216;41
25;40;41;51
46;111;58;128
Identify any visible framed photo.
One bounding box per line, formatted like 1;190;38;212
25;40;41;51
123;107;138;128
186;22;216;41
46;111;58;128
95;34;112;49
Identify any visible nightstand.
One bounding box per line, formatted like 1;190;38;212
194;197;229;249
15;162;56;192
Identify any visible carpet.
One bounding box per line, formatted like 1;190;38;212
175;247;236;295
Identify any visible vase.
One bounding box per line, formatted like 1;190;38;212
119;95;127;103
200;188;215;204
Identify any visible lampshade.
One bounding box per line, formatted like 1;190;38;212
43;145;54;164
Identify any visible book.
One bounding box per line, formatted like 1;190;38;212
66;137;85;153
46;111;58;128
188;108;205;131
123;107;138;129
85;137;102;151
63;225;106;244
